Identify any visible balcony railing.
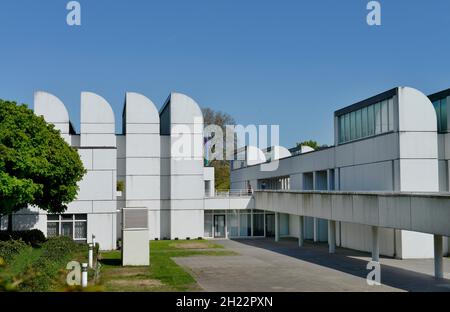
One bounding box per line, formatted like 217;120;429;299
208;189;254;198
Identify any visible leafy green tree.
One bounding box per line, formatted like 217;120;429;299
202;107;235;191
296;140;328;151
0;100;86;231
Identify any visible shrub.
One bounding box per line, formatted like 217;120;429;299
0;239;28;263
0;229;46;246
19;236;82;292
39;236;79;261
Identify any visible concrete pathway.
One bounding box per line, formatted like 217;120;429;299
174;238;450;292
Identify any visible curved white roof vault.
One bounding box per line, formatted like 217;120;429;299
80;92;116;147
398;87;437;132
269;145;292;161
34;91;70;133
125;92;159;125
169;92;204;125
247;146;267;166
80;92;115;125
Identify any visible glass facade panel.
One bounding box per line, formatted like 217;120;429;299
75;222;87;239
374;103;382;134
433;101;441;132
339;116;345;143
47;214;59;221
388;98;394;131
344;113;350;142
47;222;59;237
252;213;264;236
239;214;251;236
338;97;395;144
367;104;375;136
381;100;388;132
441;98;447;132
204;214;213;237
355;109;362;139
228;214;239;237
75;214;87;220
350;111;356;140
61;222;73;237
361;106;368;137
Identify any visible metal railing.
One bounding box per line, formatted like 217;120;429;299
207;189;254;198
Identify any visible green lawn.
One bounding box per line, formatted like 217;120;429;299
99;240;235;291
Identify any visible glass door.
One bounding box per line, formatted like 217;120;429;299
214;215;226;238
265;214;275;237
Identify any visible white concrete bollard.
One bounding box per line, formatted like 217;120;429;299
88;243;93;269
81;263;88;288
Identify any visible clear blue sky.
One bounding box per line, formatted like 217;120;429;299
0;0;449;148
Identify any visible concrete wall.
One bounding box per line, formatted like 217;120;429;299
231;87;442;258
26;90;213;249
162;93;205;239
123;93;161;240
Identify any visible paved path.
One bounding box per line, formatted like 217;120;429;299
174;238;450;292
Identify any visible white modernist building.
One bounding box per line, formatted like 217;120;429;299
3;86;450;271
4;91;220;250
230;86;450;260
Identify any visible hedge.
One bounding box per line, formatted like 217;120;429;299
0;239;28;263
19;236;83;291
0;229;46;247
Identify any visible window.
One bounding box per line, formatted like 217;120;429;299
355;109;362;139
367;104;375;136
204;213;213;237
252;213;264;236
374;102;381;134
339;116;345;143
338;96;395;144
228;213;239;237
388;98;395;131
239;213;251;236
345;113;350;142
441;98;447;132
381;100;388;132
47;214;87;242
361;106;368;137
433;98;448;132
350;111;356;140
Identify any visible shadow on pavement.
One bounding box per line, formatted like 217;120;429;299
231;238;450;292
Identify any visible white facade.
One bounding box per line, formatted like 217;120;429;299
8;91;224;250
231;87;450;259
6;86;450;262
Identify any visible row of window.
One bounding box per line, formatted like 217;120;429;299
204;210;266;238
433;97;448;132
338;97;395;144
47;214;87;242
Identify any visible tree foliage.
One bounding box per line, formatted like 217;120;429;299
0;100;85;217
202;107;235;191
296;140;328;151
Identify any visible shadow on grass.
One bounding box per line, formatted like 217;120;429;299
100;258;121;266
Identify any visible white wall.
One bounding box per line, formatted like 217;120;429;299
123;93;161;240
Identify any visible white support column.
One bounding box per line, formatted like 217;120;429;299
372;226;380;262
298;216;304;247
328;220;336;254
434;235;443;279
313;218;318;243
275;213;280;242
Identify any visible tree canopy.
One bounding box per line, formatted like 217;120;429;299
202;107;235;191
296;140;328;151
0;100;85;219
